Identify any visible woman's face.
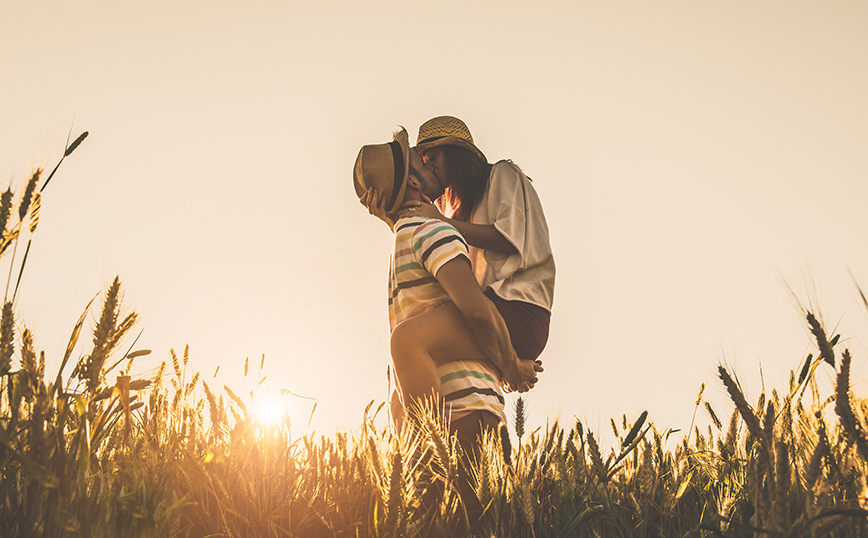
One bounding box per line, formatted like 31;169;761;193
421;147;449;194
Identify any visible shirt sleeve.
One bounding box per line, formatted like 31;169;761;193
412;220;471;277
480;161;553;280
487;163;529;257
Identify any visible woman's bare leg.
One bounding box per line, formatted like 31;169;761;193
390;303;488;416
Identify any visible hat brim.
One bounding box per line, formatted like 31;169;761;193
387;129;412;214
414;136;487;163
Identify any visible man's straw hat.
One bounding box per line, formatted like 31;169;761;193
353;128;411;214
415;115;487;163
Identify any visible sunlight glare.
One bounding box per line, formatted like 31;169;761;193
253;391;287;424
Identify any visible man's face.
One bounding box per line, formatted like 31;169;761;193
420;147;447;194
406;148;442;201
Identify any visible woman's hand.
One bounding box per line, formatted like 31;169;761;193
501;359;543;393
398;196;445;221
360;188;395;231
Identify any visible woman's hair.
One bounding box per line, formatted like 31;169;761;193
438;145;491;222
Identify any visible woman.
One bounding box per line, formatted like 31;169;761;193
363;116;555;363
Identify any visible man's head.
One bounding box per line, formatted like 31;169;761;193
354;127;439;214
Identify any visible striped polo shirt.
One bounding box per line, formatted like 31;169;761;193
388;216;506;423
389;216;471;329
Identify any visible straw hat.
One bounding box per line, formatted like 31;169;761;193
353;128;411;214
415;115;487;163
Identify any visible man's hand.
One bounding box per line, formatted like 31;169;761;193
502;359;544;393
360;187;395;231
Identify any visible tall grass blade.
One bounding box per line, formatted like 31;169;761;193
55;295;96;393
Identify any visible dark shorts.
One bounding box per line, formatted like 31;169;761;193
485;289;550;361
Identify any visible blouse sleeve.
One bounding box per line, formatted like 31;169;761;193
487;163;528;256
481;162;552;279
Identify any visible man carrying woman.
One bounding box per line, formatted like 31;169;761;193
360;116;555;390
354;127;541;437
354;117;555;526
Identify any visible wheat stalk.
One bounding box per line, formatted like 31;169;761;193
0;301;14;376
773;439;790;532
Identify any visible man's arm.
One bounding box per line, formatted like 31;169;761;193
435;257;540;390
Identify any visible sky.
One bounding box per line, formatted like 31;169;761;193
2;1;867;447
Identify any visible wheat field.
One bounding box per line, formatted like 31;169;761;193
2;137;867;537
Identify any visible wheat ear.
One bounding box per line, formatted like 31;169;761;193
807;312;835;367
719;366;763;440
834;350;868;462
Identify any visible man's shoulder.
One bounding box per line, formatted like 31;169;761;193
406;219;469;261
396;216;445;234
398;216;459;235
394;216;426;234
395;216;463;247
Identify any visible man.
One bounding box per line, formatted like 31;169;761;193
354;127;542;526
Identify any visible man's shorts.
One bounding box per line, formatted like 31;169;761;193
485;289;550;361
439;359;507;423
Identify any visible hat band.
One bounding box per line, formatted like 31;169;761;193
387;141;404;211
417;135;449;145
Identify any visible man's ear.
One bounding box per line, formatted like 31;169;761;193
406;175;421;189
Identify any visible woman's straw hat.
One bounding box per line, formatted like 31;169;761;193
353;128;411;214
415;115;487;163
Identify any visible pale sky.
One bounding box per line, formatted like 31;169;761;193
2;1;867;445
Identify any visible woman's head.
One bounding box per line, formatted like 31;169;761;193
415;116;492;220
421;145;491;222
415;116;487;163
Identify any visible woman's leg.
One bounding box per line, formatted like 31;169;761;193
390;303;488;416
484;290;551;361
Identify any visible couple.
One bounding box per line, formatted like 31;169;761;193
353;116;555;454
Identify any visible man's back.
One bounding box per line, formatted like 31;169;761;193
388;215;470;330
387;214;506;423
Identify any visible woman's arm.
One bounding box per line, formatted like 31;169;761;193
447;219;516;254
400;200;517;254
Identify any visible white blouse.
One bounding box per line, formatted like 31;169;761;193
468;160;556;312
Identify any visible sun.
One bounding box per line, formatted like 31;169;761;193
252;391;287;424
